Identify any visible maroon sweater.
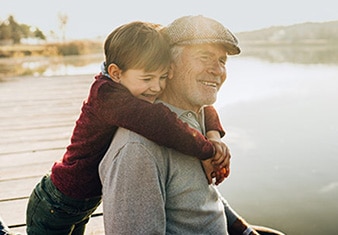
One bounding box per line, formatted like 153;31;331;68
51;74;225;199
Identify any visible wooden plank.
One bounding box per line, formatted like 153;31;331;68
0;139;68;157
0;151;63;197
0;149;63;169
0;177;42;201
0;74;107;234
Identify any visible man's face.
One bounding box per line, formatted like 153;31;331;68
169;43;228;112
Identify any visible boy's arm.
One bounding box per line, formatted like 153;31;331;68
204;106;229;172
98;80;214;160
204;105;226;137
203;131;231;185
203;107;230;185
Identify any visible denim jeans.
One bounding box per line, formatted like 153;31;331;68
0;215;10;235
26;174;102;235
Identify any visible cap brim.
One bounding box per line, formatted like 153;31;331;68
175;39;241;55
224;43;241;55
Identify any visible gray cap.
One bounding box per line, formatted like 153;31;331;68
164;15;240;55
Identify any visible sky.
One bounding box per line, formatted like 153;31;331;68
1;0;337;40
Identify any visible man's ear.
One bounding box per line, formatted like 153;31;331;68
107;63;122;83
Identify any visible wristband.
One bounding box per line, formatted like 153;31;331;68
243;226;253;235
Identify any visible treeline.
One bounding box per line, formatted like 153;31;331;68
236;21;338;44
234;20;338;65
0;40;102;58
237;20;338;45
0;15;45;44
0;15;102;57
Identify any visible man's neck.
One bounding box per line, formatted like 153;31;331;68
156;100;206;135
159;93;202;114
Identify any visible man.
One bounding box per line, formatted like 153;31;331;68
99;15;284;235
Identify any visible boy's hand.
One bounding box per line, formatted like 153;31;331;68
201;137;231;185
208;137;231;179
203;130;231;185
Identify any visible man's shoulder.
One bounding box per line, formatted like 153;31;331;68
115;128;157;144
113;128;167;155
99;128;170;178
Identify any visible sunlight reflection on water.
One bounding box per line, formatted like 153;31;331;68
0;54;103;79
216;57;338;235
42;63;101;76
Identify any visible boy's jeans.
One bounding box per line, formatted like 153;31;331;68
26;174;101;235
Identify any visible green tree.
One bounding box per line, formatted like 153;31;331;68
33;28;46;40
0;15;46;44
7;15;21;43
0;23;11;40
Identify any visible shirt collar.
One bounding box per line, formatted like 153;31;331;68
156;100;206;134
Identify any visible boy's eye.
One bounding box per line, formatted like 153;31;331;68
160;74;169;80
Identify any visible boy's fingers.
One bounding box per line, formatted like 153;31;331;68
224;167;230;178
213;152;231;169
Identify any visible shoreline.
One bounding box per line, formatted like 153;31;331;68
0;53;103;81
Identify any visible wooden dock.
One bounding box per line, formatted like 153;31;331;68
0;74;104;234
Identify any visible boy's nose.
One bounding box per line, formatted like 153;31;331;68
150;80;162;92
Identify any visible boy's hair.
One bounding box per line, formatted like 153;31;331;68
104;21;171;72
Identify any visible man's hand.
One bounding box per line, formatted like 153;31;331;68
229;219;260;235
201;159;227;185
201;159;215;184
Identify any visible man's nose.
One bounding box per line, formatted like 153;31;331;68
207;61;224;76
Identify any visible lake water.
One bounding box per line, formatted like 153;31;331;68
216;57;338;234
2;51;337;234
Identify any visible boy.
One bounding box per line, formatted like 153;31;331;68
26;21;229;234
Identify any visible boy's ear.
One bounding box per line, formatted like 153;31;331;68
107;63;122;83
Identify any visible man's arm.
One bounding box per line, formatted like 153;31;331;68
99;139;166;235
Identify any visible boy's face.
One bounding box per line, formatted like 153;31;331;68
120;68;169;103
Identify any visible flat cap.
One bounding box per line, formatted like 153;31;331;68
164;15;240;55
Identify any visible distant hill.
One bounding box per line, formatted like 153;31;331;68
237;20;338;45
234;20;338;64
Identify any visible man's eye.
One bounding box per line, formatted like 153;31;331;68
200;56;209;61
